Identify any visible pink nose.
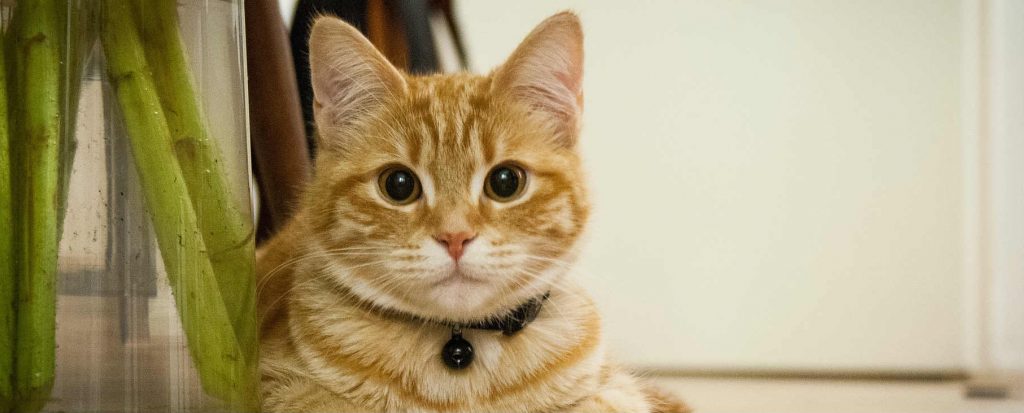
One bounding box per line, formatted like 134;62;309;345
434;231;477;261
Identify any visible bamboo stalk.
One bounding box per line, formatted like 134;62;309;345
0;23;15;413
8;1;64;410
133;0;257;365
55;1;90;237
100;1;256;409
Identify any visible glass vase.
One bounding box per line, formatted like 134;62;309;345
1;1;258;411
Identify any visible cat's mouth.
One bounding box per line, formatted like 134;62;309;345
432;269;487;288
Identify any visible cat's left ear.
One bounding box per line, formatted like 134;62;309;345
308;17;407;142
492;12;584;147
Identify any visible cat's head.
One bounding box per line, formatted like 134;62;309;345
304;12;587;322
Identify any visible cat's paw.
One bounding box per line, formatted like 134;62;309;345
642;383;691;413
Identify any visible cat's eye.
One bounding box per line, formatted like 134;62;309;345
485;163;527;202
378;166;421;205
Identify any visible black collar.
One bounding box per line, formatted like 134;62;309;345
460;291;550;336
329;282;551;371
440;292;550;370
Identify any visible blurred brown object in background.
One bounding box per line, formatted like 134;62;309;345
367;0;410;71
245;0;311;242
366;0;467;74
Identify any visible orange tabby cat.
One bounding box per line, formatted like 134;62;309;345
257;11;688;413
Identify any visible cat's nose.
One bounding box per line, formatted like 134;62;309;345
433;231;477;261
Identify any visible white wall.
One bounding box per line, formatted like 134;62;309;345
457;0;971;373
985;0;1024;372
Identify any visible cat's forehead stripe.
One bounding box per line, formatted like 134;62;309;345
394;75;498;202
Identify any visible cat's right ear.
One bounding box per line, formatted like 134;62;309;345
308;17;406;140
492;12;584;147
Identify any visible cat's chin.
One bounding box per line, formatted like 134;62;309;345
418;270;560;322
422;274;503;321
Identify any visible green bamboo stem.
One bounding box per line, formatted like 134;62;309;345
133;0;257;363
8;1;63;410
0;26;15;413
100;1;256;409
56;2;90;238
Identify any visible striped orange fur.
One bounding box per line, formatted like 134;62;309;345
257;11;688;412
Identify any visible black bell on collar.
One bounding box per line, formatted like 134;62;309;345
438;292;550;371
441;330;474;370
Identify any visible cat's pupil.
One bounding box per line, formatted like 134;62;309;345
489;167;519;198
385;170;416;201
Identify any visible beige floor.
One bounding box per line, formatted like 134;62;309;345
653;376;1024;413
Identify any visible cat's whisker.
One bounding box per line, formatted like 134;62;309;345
519;253;614;282
281;272;406;324
511;266;593;304
259;245;392;277
264;259;394;314
257;245;398;294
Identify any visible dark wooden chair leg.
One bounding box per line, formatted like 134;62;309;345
245;0;311;243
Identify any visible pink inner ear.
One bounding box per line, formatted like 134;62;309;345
554;68;584;112
506;61;583;144
517;83;577;122
315;67;371;127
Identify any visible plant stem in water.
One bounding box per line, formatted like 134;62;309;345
132;0;257;366
8;1;64;410
100;1;257;409
0;20;16;413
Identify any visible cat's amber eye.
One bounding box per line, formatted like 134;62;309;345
485;163;527;202
378;167;421;205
